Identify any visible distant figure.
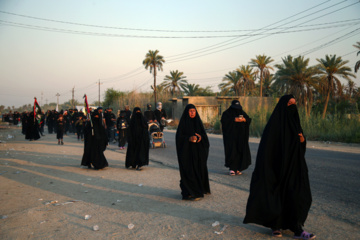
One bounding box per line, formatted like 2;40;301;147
243;95;315;239
104;108;116;143
25;111;41;141
176;104;210;201
116;110;129;150
81;111;109;170
154;102;167;131
144;103;156;123
75;115;85;141
125;107;149;170
221;100;251;176
56;114;66;145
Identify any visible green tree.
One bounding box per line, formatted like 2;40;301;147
250;54;274;97
317;54;356;119
263;73;275;97
103;88;125;108
354;42;360;73
236;65;256;96
218;71;242;96
143;50;165;105
183;83;214;96
161;70;188;96
183;83;202;96
274;55;319;116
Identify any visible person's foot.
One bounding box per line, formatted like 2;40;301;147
294;231;316;239
136;166;142;171
229;170;235;176
58;141;60;145
236;170;242;175
182;195;201;201
61;141;64;145
272;229;282;237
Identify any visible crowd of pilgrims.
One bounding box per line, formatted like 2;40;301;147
2;96;316;239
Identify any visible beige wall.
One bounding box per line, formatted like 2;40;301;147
170;96;278;124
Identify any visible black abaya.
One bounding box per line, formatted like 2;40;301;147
243;95;312;232
221;100;252;172
125;108;149;169
81;114;109;170
176;104;210;199
25;113;41;141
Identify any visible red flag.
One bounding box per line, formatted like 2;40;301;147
34;97;41;119
84;94;90;115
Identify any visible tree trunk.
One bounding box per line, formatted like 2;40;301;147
260;68;263;97
322;76;332;119
153;66;157;106
243;79;246;96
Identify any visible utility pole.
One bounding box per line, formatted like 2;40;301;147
72;86;75;109
97;80;102;107
56;93;60;111
41;91;43;107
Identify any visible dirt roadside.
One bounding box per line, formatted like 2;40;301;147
0;125;359;240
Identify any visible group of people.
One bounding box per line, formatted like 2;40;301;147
9;95;315;239
175;95;315;239
80;102;168;171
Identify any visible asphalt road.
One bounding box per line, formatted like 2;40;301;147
149;130;360;226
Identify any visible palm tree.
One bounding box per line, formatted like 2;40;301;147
316;54;356;119
142;50;165;105
263;72;275;97
236;65;255;96
354;42;360;73
345;80;356;99
218;71;242;96
161;70;188;97
274;55;320;116
182;83;202;96
250;54;274;97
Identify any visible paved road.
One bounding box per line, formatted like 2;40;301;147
149;130;360;226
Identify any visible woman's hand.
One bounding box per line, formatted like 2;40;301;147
195;133;202;142
299;133;305;143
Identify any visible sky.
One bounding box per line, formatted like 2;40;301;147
0;0;359;108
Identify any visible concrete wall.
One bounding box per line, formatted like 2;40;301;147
170;96;278;124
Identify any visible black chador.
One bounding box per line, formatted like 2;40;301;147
125;107;149;170
176;104;210;200
25;112;41;141
221;100;251;175
243;95;312;235
81;111;109;170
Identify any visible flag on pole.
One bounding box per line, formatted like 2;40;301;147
84;94;91;115
34;97;41;120
83;94;94;135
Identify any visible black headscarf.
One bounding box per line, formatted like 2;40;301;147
125;107;149;168
221;100;251;172
176;104;210;198
244;94;312;231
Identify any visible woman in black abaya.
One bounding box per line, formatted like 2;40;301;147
25;112;41;141
221;100;251;176
125;107;149;170
81;111;109;170
176;104;210;201
243;95;315;239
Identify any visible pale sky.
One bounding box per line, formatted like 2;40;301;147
0;0;359;108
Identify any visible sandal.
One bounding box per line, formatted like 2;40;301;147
272;230;282;237
294;231;316;239
229;170;235;176
236;170;242;175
